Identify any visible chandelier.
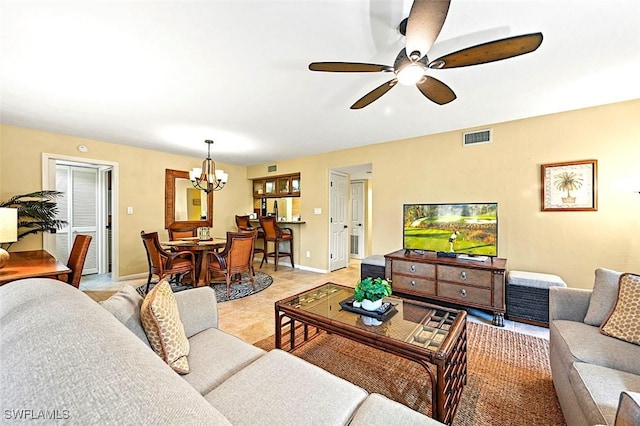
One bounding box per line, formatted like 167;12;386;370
189;140;228;193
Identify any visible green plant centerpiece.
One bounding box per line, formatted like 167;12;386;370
353;277;392;311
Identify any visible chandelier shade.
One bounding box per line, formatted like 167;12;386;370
190;140;228;193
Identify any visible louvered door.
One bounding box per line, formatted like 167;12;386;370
54;165;98;274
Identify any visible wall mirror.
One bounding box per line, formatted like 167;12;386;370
164;169;213;229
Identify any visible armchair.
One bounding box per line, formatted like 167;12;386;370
140;231;196;294
206;230;257;297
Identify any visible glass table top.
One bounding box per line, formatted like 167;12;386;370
278;283;463;351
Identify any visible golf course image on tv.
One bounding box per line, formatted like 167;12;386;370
403;203;498;257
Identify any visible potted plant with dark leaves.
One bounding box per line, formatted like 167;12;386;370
353;277;392;311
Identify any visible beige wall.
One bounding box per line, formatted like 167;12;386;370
0;125;252;278
2;99;639;287
248;99;640;288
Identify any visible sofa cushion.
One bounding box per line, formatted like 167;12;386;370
570;362;640;426
550;320;640;376
601;273;640;346
584;268;623;326
173;286;219;337
0;278;232;425
350;393;441;425
141;279;190;374
615;391;640;426
99;284;150;346
182;327;266;395
205;349;368;425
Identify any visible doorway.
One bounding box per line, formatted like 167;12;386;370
329;163;372;269
42;153;119;281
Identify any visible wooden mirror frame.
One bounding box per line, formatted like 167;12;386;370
164;169;213;229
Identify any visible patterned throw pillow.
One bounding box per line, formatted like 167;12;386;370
140;279;190;374
600;273;640;346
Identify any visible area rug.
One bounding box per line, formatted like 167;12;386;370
255;322;565;426
136;271;273;302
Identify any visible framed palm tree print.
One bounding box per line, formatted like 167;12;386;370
541;159;597;211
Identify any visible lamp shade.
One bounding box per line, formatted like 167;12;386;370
0;208;18;243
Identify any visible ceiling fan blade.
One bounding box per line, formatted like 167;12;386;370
405;0;451;60
309;62;392;73
428;32;543;69
351;79;398;109
416;76;456;105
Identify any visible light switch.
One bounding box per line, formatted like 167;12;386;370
127;207;133;215
314;208;322;215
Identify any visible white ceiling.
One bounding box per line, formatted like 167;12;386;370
1;0;639;166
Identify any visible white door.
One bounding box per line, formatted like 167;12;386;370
329;171;349;271
54;164;99;274
350;180;365;259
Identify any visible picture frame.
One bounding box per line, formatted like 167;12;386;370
541;159;597;211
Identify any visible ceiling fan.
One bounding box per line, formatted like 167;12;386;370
308;0;543;109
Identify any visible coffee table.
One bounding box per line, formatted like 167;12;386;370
275;282;467;425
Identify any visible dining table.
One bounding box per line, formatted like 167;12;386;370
0;249;71;286
162;237;227;287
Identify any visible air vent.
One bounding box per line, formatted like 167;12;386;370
463;129;492;146
267;165;277;172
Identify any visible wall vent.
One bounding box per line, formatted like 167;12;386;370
267;165;277;172
462;129;492;146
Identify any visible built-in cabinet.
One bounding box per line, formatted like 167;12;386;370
253;173;300;198
385;250;507;326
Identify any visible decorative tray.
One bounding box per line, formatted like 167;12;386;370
339;297;398;321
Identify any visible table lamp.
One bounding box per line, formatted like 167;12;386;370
0;208;18;269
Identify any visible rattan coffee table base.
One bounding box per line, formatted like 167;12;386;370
275;283;467;425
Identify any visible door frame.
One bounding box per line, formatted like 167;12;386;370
350;180;366;259
42;153;120;281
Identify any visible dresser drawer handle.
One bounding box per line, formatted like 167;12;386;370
410;280;416;287
460;271;467;280
410;265;416;273
460;289;467;297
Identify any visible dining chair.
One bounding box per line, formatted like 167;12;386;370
63;234;93;288
259;216;294;271
206;230;257;297
235;215;265;269
167;226;198;240
140;231;196;294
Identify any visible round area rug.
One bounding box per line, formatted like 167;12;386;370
136;271;273;303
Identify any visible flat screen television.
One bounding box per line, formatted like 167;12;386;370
403;203;498;257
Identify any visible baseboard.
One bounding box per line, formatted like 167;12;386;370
118;272;148;281
295;264;329;274
506;315;549;328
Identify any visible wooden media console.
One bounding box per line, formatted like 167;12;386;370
384;250;507;326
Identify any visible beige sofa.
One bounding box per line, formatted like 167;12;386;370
0;278;442;425
549;268;640;426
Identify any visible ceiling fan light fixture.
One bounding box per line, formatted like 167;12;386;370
396;62;425;85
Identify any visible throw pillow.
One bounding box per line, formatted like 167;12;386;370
600;273;640;346
584;268;623;326
140;279;190;374
99;285;151;347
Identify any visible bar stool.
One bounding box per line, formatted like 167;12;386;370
258;216;294;271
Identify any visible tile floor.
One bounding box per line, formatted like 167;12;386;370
81;260;549;344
